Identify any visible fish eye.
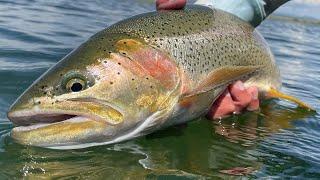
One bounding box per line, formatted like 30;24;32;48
66;78;86;92
61;71;92;93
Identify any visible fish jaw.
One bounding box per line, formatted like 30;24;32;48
7;87;167;149
7;98;127;148
8;104;150;148
8;95;180;149
10;116;109;148
8;97;125;125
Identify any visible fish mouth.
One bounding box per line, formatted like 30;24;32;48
7;110;112;148
8;110;94;130
10;115;88;132
7;107;168;149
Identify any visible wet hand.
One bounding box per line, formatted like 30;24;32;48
207;81;260;120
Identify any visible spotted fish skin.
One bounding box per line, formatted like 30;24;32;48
7;5;280;149
106;5;280;91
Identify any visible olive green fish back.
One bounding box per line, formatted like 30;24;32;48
103;5;279;89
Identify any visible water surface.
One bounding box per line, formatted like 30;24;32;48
0;0;319;179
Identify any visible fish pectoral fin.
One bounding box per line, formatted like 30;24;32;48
188;66;260;96
267;88;315;111
179;65;260;107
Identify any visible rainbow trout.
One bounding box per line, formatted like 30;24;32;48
7;5;309;149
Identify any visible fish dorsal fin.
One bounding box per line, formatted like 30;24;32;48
178;66;261;108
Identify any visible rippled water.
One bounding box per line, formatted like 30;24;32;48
0;0;319;179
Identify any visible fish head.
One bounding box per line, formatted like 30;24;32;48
7;33;181;149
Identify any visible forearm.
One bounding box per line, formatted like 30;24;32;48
194;0;290;27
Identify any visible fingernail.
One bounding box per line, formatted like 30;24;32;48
247;99;260;111
247;86;259;100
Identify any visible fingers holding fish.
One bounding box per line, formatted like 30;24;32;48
207;90;237;120
246;86;260;111
156;0;187;10
207;81;260;120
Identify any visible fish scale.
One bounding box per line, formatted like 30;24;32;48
106;5;280;89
